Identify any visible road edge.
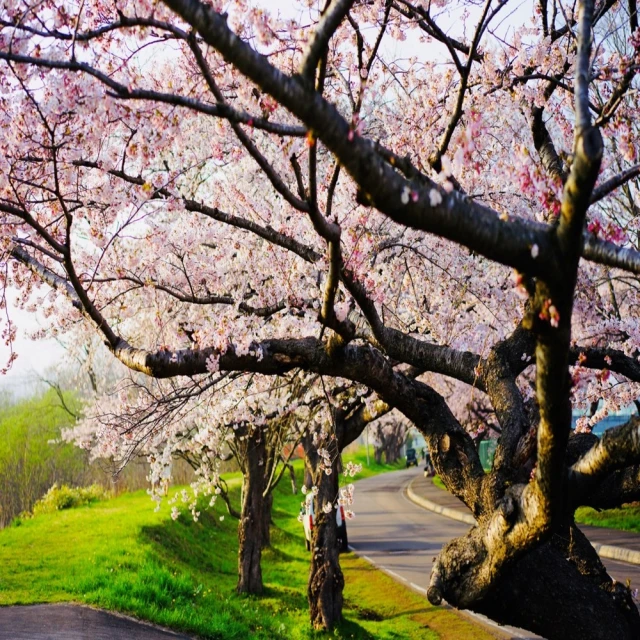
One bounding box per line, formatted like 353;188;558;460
406;476;640;566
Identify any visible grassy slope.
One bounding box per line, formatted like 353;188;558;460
0;453;490;640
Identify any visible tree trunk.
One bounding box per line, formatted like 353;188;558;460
308;462;344;630
476;526;640;639
261;491;273;549
436;522;640;639
237;429;266;595
386;442;401;464
374;447;383;464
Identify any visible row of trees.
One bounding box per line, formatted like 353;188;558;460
73;368;386;628
4;0;640;637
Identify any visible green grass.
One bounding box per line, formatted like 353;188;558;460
575;505;640;533
0;457;490;640
432;471;640;536
341;447;407;480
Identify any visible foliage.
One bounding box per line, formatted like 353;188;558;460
0;465;488;640
30;483;110;517
0;390;89;528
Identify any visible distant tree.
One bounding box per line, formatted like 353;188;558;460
0;390;88;527
371;419;407;464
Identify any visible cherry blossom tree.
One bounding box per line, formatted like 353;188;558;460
4;0;640;636
370;416;407;464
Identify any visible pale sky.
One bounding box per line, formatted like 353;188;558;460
0;291;66;393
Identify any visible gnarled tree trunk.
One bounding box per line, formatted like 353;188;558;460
474;525;640;640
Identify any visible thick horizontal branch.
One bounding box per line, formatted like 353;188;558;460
571;346;640;381
581;234;640;274
587;464;640;510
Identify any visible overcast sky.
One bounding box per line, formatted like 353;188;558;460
0;291;66;393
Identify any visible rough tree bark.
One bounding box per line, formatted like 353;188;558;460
233;414;301;592
301;429;346;630
307;456;344;630
475;525;640;640
237;427;266;595
301;400;387;630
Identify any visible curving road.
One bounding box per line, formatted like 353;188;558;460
348;468;640;640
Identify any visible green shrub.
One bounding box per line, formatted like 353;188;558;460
31;483;110;516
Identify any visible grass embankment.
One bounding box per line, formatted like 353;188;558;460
0;453;489;640
342;447;406;479
575;506;640;533
433;474;640;535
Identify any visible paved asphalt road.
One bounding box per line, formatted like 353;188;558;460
348;468;640;640
0;604;192;640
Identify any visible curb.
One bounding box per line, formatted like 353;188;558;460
406;480;475;526
590;542;640;566
406;476;640;567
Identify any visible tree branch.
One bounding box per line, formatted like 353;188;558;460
568;417;640;507
299;0;357;82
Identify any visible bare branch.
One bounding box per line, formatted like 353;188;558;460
299;0;357;82
591;163;640;203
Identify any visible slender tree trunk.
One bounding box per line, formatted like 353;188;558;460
374;447;383;464
308;461;344;630
237;429;266;595
288;462;297;495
